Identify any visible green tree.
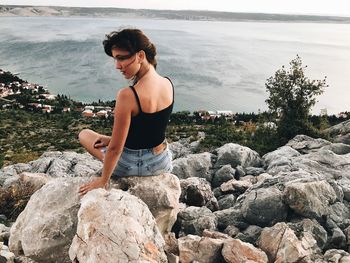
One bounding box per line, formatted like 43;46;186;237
265;55;327;143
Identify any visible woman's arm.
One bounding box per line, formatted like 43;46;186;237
79;88;132;195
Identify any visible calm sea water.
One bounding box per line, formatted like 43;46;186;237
0;16;349;114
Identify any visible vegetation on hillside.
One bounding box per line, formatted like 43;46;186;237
1;56;349;168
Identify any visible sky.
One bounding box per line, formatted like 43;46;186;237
1;0;350;17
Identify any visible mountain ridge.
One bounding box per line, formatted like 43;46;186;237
1;5;350;23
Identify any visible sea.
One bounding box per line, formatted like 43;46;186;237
0;16;349;114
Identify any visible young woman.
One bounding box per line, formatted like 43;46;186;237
78;28;174;195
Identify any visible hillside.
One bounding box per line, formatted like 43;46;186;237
1;5;350;23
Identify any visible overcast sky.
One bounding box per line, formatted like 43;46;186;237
2;0;350;16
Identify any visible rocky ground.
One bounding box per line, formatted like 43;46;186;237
1;120;350;262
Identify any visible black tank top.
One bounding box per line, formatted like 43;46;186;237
124;77;174;149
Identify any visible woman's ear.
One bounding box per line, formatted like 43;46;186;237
137;50;146;63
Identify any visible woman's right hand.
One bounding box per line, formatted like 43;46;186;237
93;136;111;148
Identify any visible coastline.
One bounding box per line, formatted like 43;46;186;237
1;5;350;24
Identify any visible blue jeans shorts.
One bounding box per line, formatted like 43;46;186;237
101;141;173;177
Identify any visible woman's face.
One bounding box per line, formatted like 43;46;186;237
111;47;140;79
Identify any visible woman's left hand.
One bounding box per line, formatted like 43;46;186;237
79;177;108;196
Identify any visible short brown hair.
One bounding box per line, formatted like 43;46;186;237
103;28;157;68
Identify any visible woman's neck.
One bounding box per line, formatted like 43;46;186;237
134;63;153;83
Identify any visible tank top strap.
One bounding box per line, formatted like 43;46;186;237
129;85;143;113
164;76;174;103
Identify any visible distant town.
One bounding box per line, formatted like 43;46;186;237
0;68;238;121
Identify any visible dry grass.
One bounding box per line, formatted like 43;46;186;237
0;181;37;221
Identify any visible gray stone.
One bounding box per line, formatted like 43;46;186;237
323;249;350;263
245;167;265;176
115;173;181;237
223;225;240;238
242;187;288;227
321;143;350;155
176;206;217;236
169;141;192;160
235;225;262;245
325;119;350;137
214;207;248;230
172;152;213;182
212;165;235;188
328;227;347;249
0;242;15;263
329;202;350;229
288;219;328;250
218;194;236;210
284;180;337;219
338;178;350;201
214;143;262;168
0;224;10;243
293;150;350;179
29;151;102;178
69;189;167;263
235;165;246;179
262;146;300;173
286;135;332;154
179;177;218;211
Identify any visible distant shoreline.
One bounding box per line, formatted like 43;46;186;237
1;5;350;24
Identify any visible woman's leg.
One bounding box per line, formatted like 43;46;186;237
78;129;108;162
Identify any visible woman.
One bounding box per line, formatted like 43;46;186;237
78;28;174;196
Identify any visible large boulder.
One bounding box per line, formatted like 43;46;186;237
9;177;89;263
284;180;337;220
214;143;262;168
258;222;319;263
69;189;167;263
242;187;288;227
114;173;181;236
172;152;214;182
262;146;300;175
292;150;350;179
286;135;332;154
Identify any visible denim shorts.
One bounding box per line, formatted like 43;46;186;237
101;142;173;177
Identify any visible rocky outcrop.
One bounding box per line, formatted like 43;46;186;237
2;131;350;262
6;173;180;262
69;189;167;263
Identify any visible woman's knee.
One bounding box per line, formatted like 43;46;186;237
78;129;93;144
